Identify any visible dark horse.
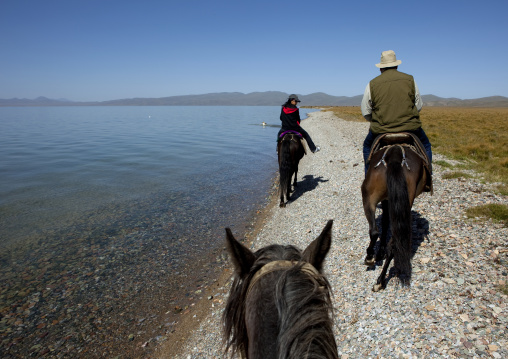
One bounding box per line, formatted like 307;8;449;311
223;220;337;359
277;132;306;207
361;133;432;291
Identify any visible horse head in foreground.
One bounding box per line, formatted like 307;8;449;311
278;131;306;207
362;132;432;291
223;220;337;359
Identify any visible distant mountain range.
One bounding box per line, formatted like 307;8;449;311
1;92;508;107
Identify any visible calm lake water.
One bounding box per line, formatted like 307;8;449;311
0;106;316;357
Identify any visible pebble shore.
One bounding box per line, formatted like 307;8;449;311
160;110;507;359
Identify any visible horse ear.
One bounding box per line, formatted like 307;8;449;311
225;228;256;277
302;220;333;272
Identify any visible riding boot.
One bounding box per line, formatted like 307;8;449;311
423;162;433;192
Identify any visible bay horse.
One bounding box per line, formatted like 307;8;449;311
277;131;306;207
361;133;432;291
223;220;337;359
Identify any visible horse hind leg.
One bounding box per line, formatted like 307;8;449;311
363;201;379;266
279;173;288;208
292;166;298;190
279;175;286;207
376;200;390;262
279;171;292;207
373;251;394;292
286;172;292;200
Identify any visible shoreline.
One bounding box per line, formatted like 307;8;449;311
151;110;322;357
156;110;507;358
156;176;281;357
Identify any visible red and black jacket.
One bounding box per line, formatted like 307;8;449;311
280;105;301;131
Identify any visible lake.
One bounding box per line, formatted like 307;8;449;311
0;106;317;357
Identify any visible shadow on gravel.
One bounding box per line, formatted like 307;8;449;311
289;175;329;204
365;210;430;286
411;211;430;256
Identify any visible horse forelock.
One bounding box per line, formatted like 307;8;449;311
223;244;337;358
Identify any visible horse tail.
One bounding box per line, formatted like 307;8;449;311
279;137;292;197
386;147;412;284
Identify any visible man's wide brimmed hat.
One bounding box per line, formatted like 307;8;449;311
375;50;402;68
288;94;301;102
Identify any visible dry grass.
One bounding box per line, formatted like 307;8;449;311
441;171;474;180
465;203;508;227
421;107;508;191
326;106;508;193
321;106;364;122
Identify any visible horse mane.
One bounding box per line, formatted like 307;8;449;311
276;264;336;359
223;244;337;359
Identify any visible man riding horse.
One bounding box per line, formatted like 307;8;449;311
361;50;432;177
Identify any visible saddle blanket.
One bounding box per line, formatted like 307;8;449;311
279;130;302;138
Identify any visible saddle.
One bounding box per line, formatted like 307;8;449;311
367;132;433;194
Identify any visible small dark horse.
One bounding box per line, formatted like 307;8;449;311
223;220;337;359
361;133;431;291
278;132;306;207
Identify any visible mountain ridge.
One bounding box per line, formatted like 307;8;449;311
1;92;507;107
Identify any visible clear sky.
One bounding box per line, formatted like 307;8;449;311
1;0;507;102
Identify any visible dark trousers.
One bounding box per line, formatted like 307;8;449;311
277;128;317;152
362;127;432;174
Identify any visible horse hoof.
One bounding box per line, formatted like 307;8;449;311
279;203;286;208
364;258;375;266
372;284;384;292
399;276;410;287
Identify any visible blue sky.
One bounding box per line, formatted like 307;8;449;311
1;0;507;102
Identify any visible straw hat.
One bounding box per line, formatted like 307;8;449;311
375;50;402;68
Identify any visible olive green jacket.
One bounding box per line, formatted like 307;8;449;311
362;69;422;135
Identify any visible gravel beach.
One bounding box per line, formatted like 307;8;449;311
158;110;507;359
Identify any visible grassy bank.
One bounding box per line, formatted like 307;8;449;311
422;107;508;188
323;106;508;225
323;106;508;187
